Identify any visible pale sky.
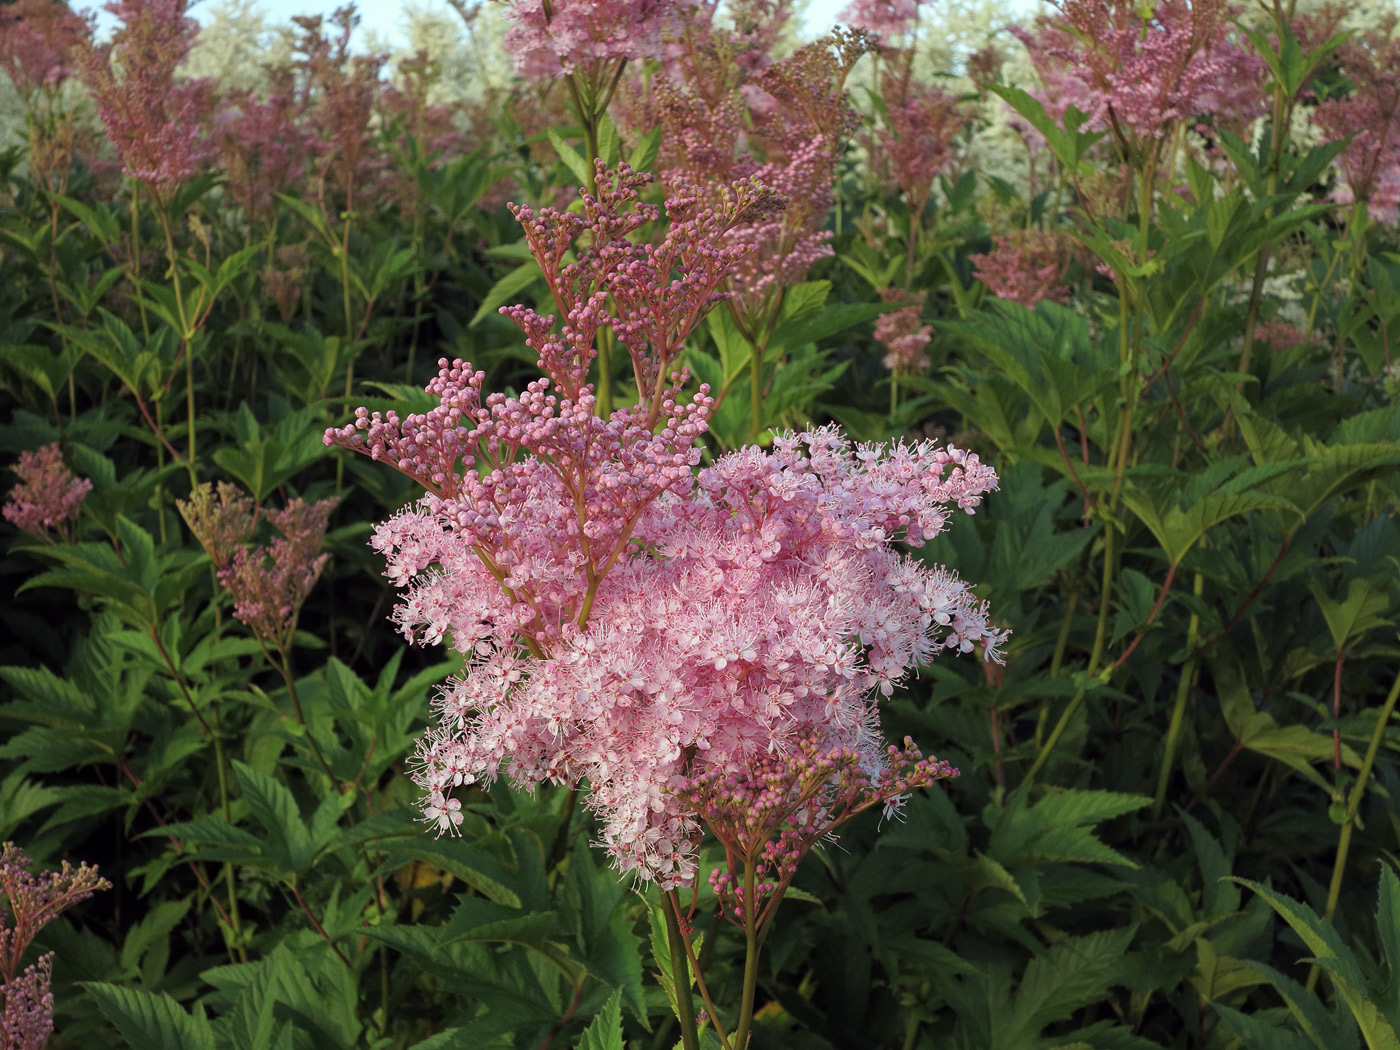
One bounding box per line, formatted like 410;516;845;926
84;0;856;48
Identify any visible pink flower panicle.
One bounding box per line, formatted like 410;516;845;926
218;496;338;652
970;231;1069;308
0;843;108;1050
1314;22;1400;226
837;0;921;42
874;289;933;372
176;482;256;572
74;0;215;194
880;79;969;212
328;165;1007;890
213;90;311;221
0;0;93;97
693;732;955;925
2;445;91;543
500;0;696;77
1012;0;1264;150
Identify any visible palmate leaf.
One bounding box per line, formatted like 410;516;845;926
85;983;216;1050
999;926;1138;1037
578;989;624;1050
1234;878;1400;1050
986;787;1150;869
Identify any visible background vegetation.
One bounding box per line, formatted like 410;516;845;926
2;0;1399;1047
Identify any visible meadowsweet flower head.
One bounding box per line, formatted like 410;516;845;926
0;843;108;1050
692;732;955;922
0;0;92;97
74;0;215;194
1012;0;1264;154
880;77;969;213
3;445;91;544
289;9;388;214
219;496;338;652
1314;21;1400;226
874;289;932;372
837;0;921;42
176;482;255;572
971;230;1069;308
499;0;695;78
213;90;310;221
328;164;1007;890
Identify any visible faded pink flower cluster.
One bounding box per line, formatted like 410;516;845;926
874;289;932;372
970;231;1069;308
1314;24;1400;226
499;0;695;78
0;0;92;97
2;445;91;544
74;0;215;194
328;164;1005;888
837;0;921;42
177;482;337;652
221;499;338;653
0;843;108;1050
880;79;969;214
1012;0;1265;149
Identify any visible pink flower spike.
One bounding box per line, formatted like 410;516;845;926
3;444;91;544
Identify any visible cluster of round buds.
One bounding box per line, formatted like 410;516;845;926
683;730;957;926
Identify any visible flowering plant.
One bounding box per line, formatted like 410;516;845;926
327;160;1005;1045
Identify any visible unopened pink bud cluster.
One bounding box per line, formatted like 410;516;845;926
1;843;108;1050
2;445;91;544
690;731;955;924
328;163;1006;888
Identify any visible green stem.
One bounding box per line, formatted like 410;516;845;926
662;891;701;1050
1154;571;1204;818
732;860;762;1050
1307;664;1400;992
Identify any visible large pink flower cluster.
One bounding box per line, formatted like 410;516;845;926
0;0;92;97
3;444;91;543
328;164;1004;888
1012;0;1265;147
74;0;215;194
1314;26;1400;226
499;0;695;77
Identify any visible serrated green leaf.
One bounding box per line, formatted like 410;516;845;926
86;983;216;1050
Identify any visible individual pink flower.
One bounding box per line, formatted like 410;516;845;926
971;231;1069;308
3;445;91;544
74;0;215;195
326;162;1007;889
0;843;108;1050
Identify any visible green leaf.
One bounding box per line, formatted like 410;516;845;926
1234;878;1400;1050
987;788;1150;870
232;761;315;874
578;989;624;1050
470;259;544;327
547;128;593;188
86;983;216;1050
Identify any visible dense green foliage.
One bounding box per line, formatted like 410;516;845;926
2;4;1400;1049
